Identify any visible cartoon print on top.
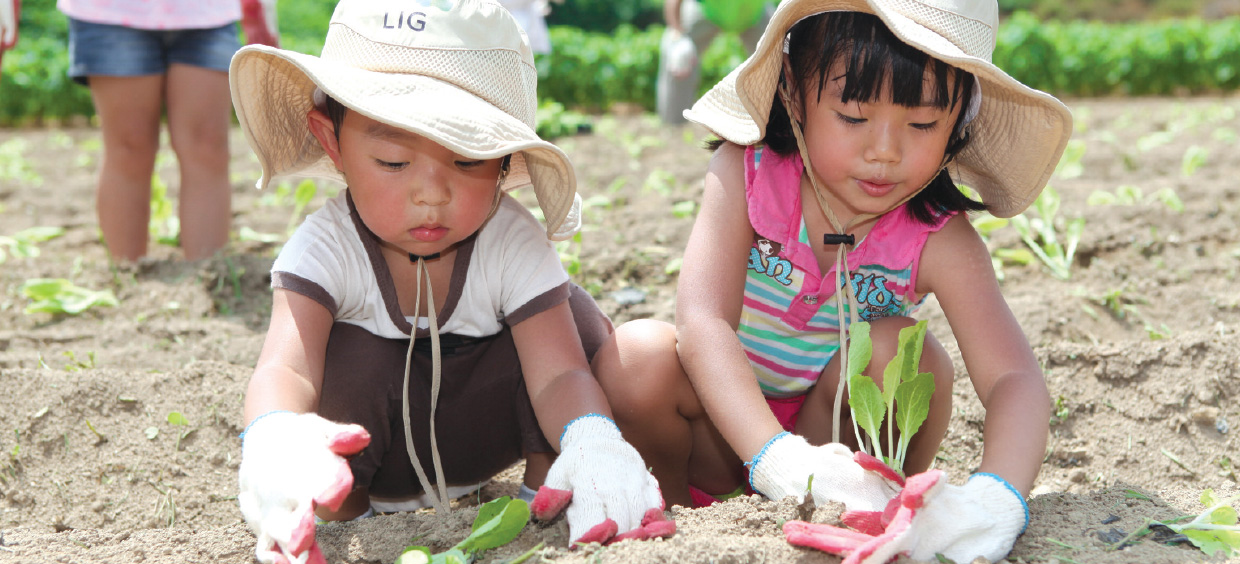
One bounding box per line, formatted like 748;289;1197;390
850;271;901;320
748;235;793;285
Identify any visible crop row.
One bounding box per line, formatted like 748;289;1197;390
2;14;1239;123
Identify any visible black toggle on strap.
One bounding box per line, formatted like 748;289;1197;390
409;252;441;262
823;233;856;246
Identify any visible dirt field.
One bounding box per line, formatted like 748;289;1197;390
0;95;1238;563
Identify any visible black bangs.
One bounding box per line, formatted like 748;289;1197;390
797;12;969;112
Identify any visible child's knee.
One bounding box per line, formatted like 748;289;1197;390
593;319;683;409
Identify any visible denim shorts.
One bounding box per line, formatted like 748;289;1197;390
67;18;240;85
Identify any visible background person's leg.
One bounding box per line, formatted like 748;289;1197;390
165;63;232;261
89;75;164;262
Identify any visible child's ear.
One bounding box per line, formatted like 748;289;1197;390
307;109;344;171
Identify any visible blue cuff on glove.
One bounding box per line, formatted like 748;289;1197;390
239;410;294;443
745;431;790;494
971;472;1030;533
558;413;616;444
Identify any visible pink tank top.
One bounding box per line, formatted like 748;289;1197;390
58;0;241;31
739;145;953;398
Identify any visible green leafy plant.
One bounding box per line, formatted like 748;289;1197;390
286;179;319;235
149;173;180;247
1011;186;1083;280
1169;489;1240;557
0;138;44;185
536;100;591;140
969;211;1034;281
1181;145;1209;177
1087;185;1184;213
845;320;936;472
21;278;119;315
0;226;65;263
394;496;531;564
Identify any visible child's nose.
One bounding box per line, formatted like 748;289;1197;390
411;166;452;206
864;124;900;164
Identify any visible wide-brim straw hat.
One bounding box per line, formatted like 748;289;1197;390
230;0;581;240
685;0;1073;218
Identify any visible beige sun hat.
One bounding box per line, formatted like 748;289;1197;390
684;0;1073;218
229;0;581;240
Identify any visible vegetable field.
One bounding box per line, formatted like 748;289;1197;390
0;94;1237;563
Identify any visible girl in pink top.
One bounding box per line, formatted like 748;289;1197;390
590;0;1073;561
58;0;275;261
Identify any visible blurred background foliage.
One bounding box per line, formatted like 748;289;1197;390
2;0;1239;125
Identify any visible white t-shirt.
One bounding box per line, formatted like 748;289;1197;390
272;192;569;339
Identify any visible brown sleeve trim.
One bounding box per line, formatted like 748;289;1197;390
271;271;339;316
505;281;571;327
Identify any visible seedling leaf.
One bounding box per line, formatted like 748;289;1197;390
167;412;189;426
893;372;935;465
848;373;885;457
21;278;119;315
846;322;872;381
394;547;431;564
455;497;530;554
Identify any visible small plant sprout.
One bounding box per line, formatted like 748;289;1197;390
167;412;194;450
0;226;65;263
149;172;180;247
1181;145;1209;177
1010;186;1083;281
1053;139;1086;180
969;211;1034;281
394;496;530;564
845;320;935;472
287;179;319;235
21;278;119;315
1160;489;1240;557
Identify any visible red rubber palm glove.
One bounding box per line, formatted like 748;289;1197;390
783;470;1029;564
530;415;675;546
240;0;278;47
238;411;370;564
748;432;903;513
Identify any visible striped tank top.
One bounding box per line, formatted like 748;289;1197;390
740;145;953;398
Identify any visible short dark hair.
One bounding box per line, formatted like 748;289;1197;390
715;11;986;224
323;94;348;138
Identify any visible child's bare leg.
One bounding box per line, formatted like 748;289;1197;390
797;316;954;475
522;451;553;489
592;319;744;507
315;486;371;521
89;75;164;262
166;64;232;261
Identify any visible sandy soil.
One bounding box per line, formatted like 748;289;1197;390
0;95;1238;564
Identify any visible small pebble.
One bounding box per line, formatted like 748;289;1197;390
1069;469;1087;483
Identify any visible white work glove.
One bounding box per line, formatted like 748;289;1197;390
238;411;371;564
530;414;675;545
784;470;1028;564
1;0;19;51
748;432;902;512
661;28;696;78
240;0;278;47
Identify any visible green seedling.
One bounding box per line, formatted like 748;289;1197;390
394;496;530;564
1153;489;1240;557
555;231;584;276
0;138;44;186
21;278;119;315
642;169;676;196
149;172;180;247
1053;139;1086;180
1050;395;1070;425
1091;185;1185;213
167;412;194;450
1181;145;1209;177
62;351;96;372
535;100;590;140
237;227;283;244
844;320;935;472
287;179;318;235
0;226;65;263
968;211;1033;281
1010;186;1083;280
671;200;697;219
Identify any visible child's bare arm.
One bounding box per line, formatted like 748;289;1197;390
919;215;1050;496
675;143;785;462
510;299;609;450
244;289;335;425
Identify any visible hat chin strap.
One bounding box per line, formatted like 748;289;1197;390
777;80;945;452
398;160;508;515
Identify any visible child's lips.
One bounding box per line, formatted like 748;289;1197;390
410;225;447;242
857;179;896;197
